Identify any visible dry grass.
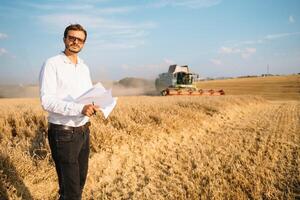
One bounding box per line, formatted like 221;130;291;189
196;75;300;101
0;95;299;200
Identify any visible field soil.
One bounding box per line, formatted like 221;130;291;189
0;95;299;199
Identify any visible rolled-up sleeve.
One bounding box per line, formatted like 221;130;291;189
39;61;84;116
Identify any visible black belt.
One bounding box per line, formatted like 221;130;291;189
49;122;91;133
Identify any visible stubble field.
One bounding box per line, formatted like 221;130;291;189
0;75;299;199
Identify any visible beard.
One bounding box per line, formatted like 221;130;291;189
65;44;82;53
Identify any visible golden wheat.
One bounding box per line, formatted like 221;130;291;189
196;74;300;101
0;95;299;199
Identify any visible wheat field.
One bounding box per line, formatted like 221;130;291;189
196;75;300;100
0;94;299;200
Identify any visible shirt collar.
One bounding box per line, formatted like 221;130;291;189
60;52;83;64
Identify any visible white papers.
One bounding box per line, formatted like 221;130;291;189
75;82;117;118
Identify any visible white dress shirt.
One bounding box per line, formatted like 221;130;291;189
39;52;93;127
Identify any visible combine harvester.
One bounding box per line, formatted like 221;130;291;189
155;65;225;96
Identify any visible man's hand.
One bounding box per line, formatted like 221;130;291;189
81;104;99;117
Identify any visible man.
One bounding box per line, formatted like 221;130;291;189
39;24;99;200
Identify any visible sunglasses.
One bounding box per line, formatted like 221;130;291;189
67;35;85;44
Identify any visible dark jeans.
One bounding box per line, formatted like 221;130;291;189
48;124;90;200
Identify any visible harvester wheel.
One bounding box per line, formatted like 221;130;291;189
161;90;168;96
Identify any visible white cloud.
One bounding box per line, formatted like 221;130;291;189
163;58;176;65
289;15;295;23
210;58;222;65
39;14;156;40
0;48;8;56
218;46;256;59
34;1;221;52
27;2;137;15
0;33;8;39
39;13;155;32
219;46;232;54
121;64;130;70
95;6;138;15
225;39;263;47
91;39;146;49
38;13;155;49
219;31;299;60
219;46;240;54
39;14;106;29
225;32;300;48
265;32;300;40
245;47;256;53
24;0;221;13
241;48;256;59
105;29;148;39
151;0;222;9
75;0;109;3
27;3;94;10
238;39;263;46
172;0;222;8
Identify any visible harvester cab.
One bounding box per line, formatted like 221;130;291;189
155;65;225;96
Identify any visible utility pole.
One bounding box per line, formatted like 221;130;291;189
267;64;270;75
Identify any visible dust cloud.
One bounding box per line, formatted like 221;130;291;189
0;77;159;98
0;85;39;98
109;78;158;96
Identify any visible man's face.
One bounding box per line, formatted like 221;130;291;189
64;30;86;53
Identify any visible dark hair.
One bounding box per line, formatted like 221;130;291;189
64;24;87;42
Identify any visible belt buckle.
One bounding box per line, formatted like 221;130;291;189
62;126;73;131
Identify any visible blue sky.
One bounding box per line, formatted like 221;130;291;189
0;0;299;84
